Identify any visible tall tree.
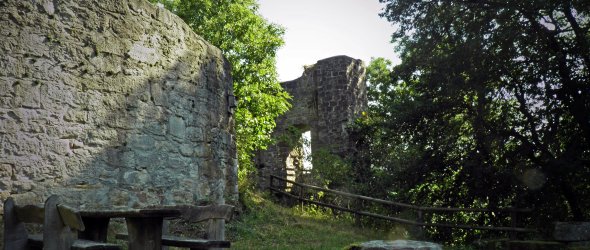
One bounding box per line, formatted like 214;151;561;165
363;0;589;229
149;0;290;175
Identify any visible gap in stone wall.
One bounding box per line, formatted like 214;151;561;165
255;55;367;190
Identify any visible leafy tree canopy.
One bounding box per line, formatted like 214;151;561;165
353;0;589;241
149;0;291;174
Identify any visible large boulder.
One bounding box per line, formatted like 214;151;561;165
349;240;442;250
554;222;590;242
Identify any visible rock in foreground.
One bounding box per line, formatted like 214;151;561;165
349;240;442;250
554;222;590;242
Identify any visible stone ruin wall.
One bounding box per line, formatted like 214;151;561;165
256;56;367;188
0;0;238;210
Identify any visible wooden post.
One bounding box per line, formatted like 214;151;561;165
4;197;29;250
78;217;110;242
415;210;424;240
207;197;227;250
126;217;163;250
162;220;170;250
299;185;304;210
208;218;225;250
509;209;518;240
269;175;274;190
44;195;76;250
354;199;362;227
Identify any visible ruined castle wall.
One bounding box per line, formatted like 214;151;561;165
0;0;237;209
256;56;366;188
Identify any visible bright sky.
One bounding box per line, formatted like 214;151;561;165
258;0;400;82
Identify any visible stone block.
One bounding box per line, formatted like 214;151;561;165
46;139;72;156
0;164;14;178
108;188;133;207
0;178;13;190
554;222;590;242
64;110;88;123
95;35;129;56
115;150;135;167
135;151;161;170
0;78;14;96
123;170;150;186
150;81;167;106
144;121;166;136
350;240;442;250
128;134;155;151
168;116;186;139
194;144;209;158
180;144;194;157
128;41;160;64
89;55;122;74
14;178;34;192
13;80;41;109
96;0;130;14
20;32;49;57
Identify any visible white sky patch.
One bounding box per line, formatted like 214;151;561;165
258;0;400;82
302;130;312;170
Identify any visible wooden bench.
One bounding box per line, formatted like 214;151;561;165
116;204;234;250
4;195;121;250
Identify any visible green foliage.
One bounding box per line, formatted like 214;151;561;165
350;0;590;244
226;190;395;250
164;189;396;249
310;149;352;188
149;0;291;177
275;125;354;189
277;125;308;149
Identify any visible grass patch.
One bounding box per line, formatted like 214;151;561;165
226;190;408;250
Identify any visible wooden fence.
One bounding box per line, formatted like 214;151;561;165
269;175;536;238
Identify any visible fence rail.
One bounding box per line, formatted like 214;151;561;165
269;175;536;236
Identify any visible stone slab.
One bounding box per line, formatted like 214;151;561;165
349;240;442;250
554;222;590;242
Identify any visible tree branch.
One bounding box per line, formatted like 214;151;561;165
523;12;590;146
513;84;555;160
562;3;590;70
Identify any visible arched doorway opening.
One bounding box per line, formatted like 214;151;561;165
285;126;313;191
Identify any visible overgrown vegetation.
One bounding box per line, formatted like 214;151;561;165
148;0;590;246
229;191;398;249
168;190;402;249
340;0;590;244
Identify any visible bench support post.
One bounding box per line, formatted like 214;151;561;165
126;217;164;250
208;218;225;240
79;217;111;242
44;195;77;250
3;198;29;250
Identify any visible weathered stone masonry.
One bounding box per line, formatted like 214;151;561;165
0;0;238;210
256;56;367;188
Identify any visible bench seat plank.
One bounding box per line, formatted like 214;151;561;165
162;235;231;248
57;204;86;231
116;234;230;249
26;235;119;250
79;208;182;218
28;234;43;248
71;239;121;250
